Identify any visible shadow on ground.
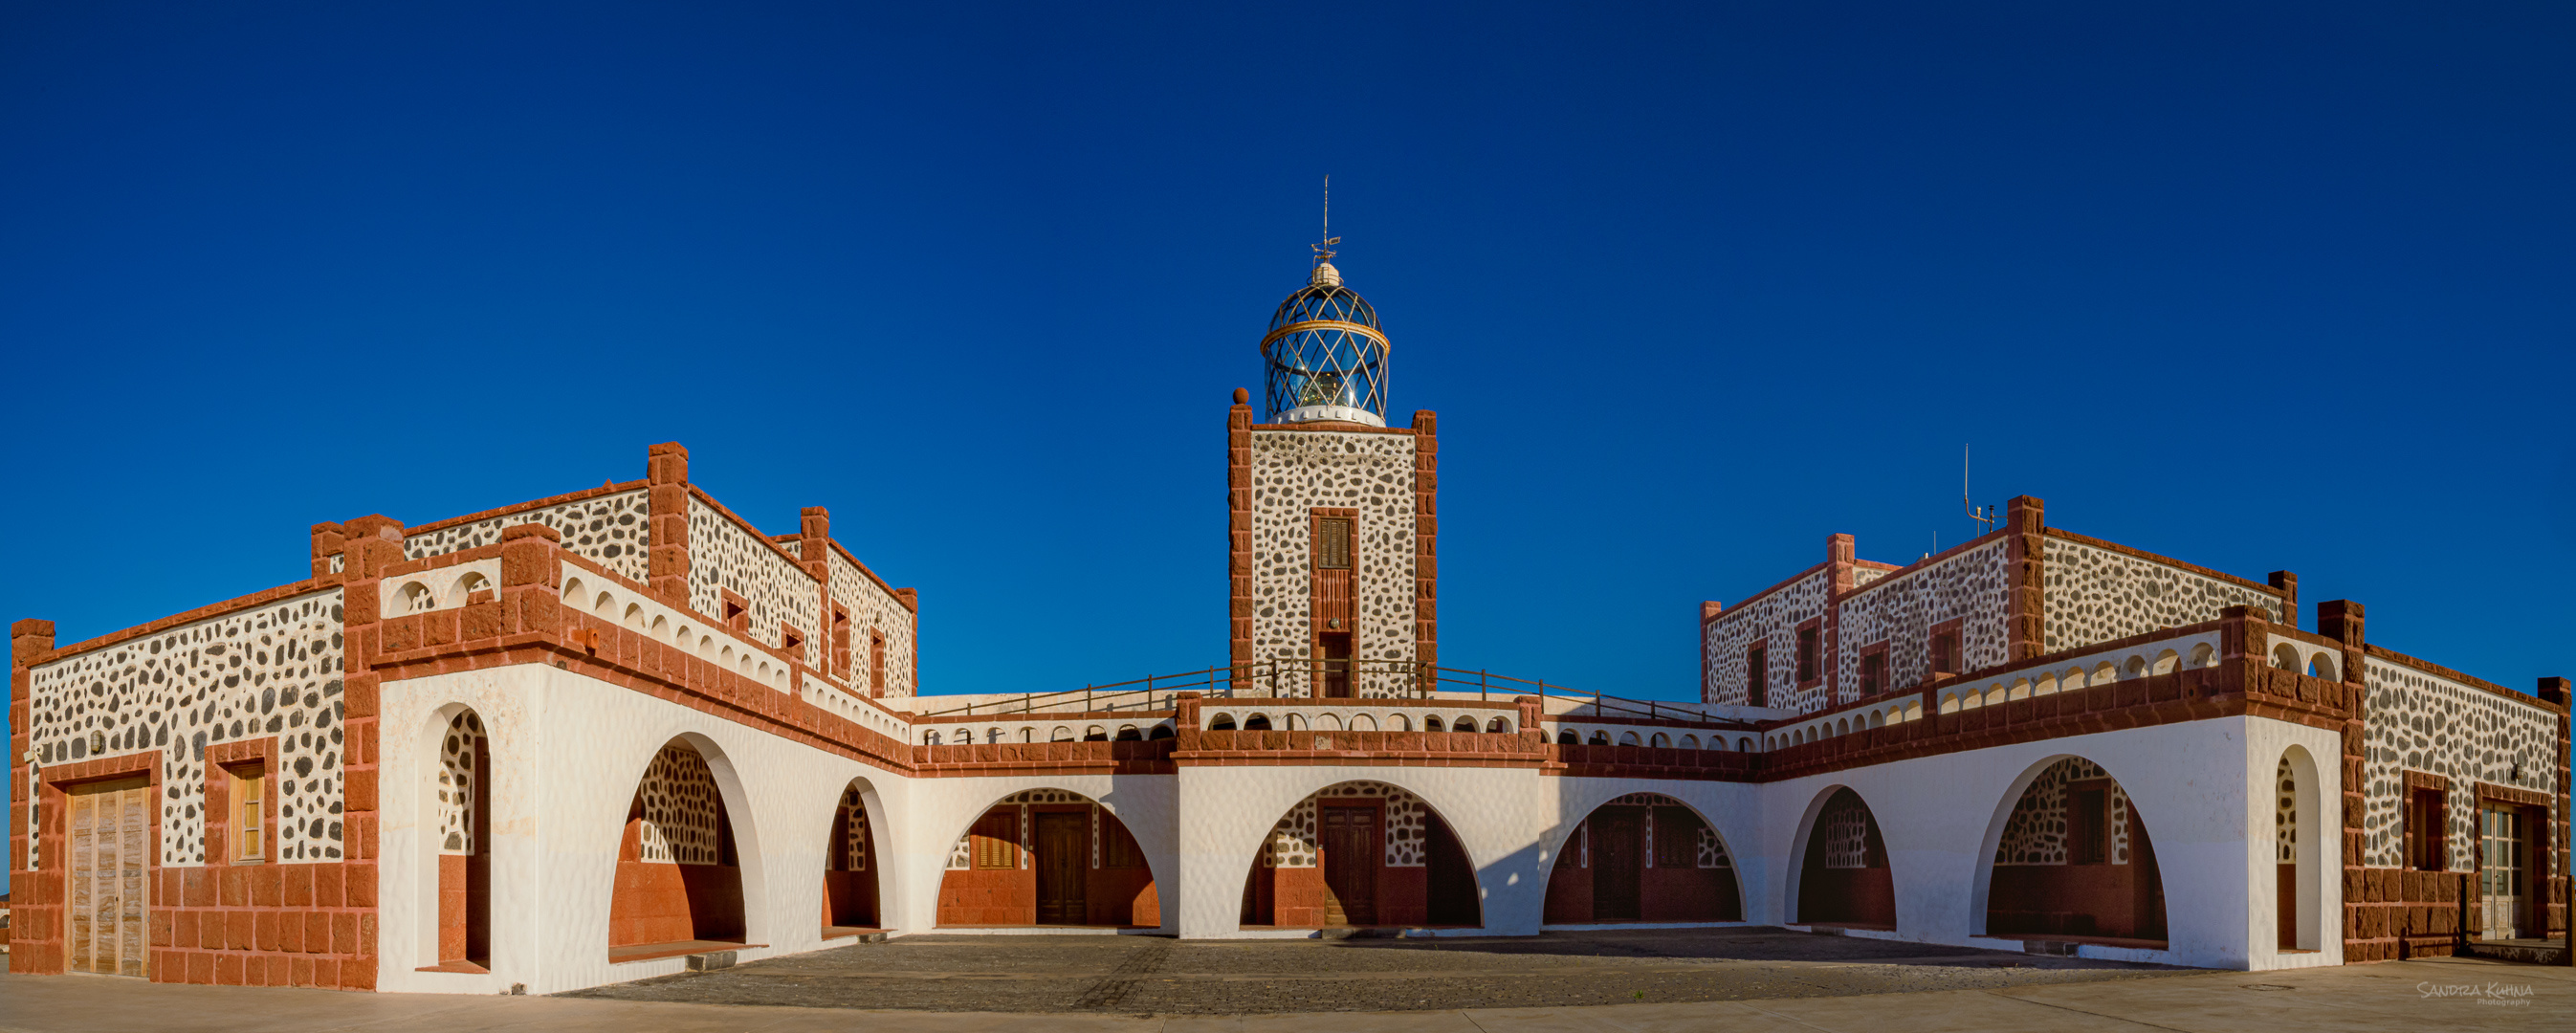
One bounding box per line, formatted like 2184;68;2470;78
560;926;2191;1014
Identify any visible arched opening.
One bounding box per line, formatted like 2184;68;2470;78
1543;792;1740;924
2277;746;2323;951
608;739;752;958
426;709;491;971
822;781;882;935
1241;781;1479;929
2271;644;2301;670
937;789;1158;928
1984;757;2168;945
1794;787;1893;929
1147;724;1175;740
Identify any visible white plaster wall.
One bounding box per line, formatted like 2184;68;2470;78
369;663;2336;992
376;665;917;995
893;774;1181;935
1757;715;2342;971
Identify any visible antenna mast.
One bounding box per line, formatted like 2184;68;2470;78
1312;174;1339;266
1963;444;1999;535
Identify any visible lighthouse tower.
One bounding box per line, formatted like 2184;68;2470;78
1226;248;1438;696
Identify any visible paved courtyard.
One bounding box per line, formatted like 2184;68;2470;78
564;927;2183;1013
0;930;2565;1032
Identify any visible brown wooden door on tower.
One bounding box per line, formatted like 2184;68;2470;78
1591;808;1642;921
1312;513;1354;698
1320;805;1379;926
1035;813;1089;925
69;778;152;978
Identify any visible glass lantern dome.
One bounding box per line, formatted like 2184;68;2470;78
1261;261;1388;426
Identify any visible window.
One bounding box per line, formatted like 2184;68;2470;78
780;623;805;660
721;592;750;634
1860;651;1885;696
2070;787;2107;865
2407;788;2448;871
1929;631;1959;676
971;811;1018;869
870;629;888;696
1747;646;1768;707
1654;807;1702;868
1101;816;1147;869
830;606;852;678
1795;627;1819;683
1314;518;1352;569
228;763;268;862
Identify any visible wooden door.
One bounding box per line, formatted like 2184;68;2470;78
1591;809;1642;921
2481;804;2528;939
1034;812;1088;925
69;778;151;978
1320;805;1378;926
2277;863;2297;949
1317;632;1353;698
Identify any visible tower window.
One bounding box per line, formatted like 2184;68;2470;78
1930;631;1960;676
1747;646;1768;708
1860;652;1885;696
1315;518;1352;569
1795;627;1819;683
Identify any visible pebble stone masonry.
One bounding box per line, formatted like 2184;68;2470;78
8;253;2569;996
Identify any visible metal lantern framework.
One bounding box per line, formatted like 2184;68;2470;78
1261;261;1389;426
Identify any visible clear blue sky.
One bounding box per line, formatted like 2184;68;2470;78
5;3;2570;711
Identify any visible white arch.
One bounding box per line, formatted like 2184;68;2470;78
1966;752;2169;938
1782;782;1885;926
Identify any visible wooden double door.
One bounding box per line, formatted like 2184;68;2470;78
1320;804;1379;925
1035;812;1089;925
1590;808;1644;921
69;778;152;977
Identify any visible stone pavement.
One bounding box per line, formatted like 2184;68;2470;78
561;928;2185;1013
0;941;2565;1032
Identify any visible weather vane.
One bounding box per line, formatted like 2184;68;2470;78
1312;173;1339;266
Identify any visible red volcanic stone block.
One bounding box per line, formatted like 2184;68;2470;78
347;863;379;908
254;912;280;952
461;601;502;642
215;952;244;986
174;910;200;950
251;865;281;907
221;868;250;908
314;958;339;990
315;866;344;909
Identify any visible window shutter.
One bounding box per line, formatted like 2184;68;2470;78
1316;518;1352;569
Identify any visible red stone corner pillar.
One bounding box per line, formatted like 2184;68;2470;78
2003;495;2046;662
1412;409;1439;683
11;619;55;879
500;523;565;640
1228;395;1255;671
648;442;692;606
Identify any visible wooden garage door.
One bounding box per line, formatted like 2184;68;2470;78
70;778;152;977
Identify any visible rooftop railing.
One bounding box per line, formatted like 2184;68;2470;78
914;658;1742;726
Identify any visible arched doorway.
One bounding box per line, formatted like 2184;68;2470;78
936;789;1159;928
1984;757;2168;943
608;739;750;956
1794;787;1893;929
1543;793;1740;924
429;709;491;970
1240;781;1480;929
2276;746;2323;951
822;782;881;934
